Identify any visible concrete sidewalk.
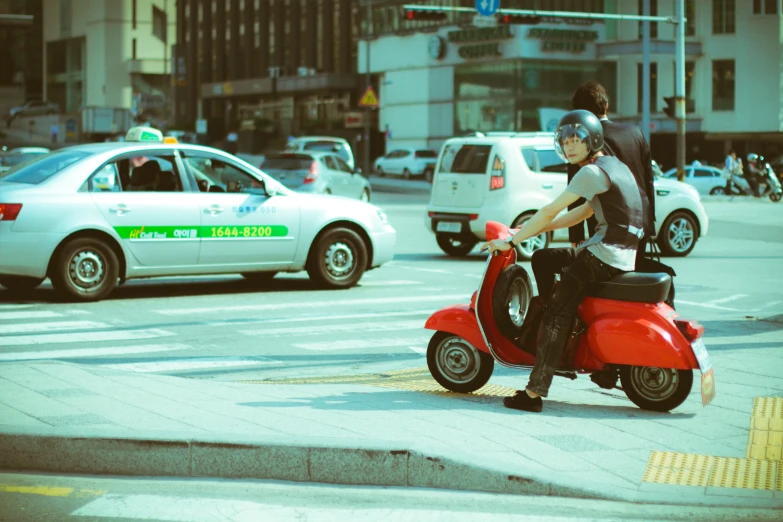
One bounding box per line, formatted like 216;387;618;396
0;360;780;508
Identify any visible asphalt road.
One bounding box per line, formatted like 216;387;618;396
2;472;779;522
0;193;781;387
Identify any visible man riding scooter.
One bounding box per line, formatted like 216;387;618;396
482;110;644;413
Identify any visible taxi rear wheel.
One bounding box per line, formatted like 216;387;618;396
307;227;367;288
0;275;45;293
50;238;119;302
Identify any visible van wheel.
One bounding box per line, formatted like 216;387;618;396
436;235;476;257
492;265;533;340
307;227;367;288
50;237;119;302
512;213;550;261
620;366;693;412
0;275;45;293
427;331;494;393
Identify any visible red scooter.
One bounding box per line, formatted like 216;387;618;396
424;221;715;412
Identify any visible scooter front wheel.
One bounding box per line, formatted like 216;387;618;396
620;365;693;412
427;332;494;393
770;192;782;202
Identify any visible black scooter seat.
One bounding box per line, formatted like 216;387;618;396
586;272;672;304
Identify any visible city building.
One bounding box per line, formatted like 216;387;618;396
360;0;783;167
42;0;176;128
175;0;382;156
0;0;43;111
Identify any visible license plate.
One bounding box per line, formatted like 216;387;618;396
691;338;716;406
436;221;462;233
691;338;712;372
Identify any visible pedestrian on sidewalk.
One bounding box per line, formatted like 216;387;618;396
723;149;741;194
50;123;59;144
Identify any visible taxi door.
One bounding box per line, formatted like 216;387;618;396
179;151;301;267
87;153;201;268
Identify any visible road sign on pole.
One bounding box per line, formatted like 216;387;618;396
475;0;499;17
359;86;379;108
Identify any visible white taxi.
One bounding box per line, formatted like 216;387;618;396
0;127;396;301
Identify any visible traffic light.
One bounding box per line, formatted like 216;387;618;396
496;14;541;24
663;96;675;118
402;8;447;21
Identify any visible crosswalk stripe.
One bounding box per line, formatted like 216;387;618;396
0;321;109;335
155;294;466;316
0;328;175;347
0;311;64;321
100;356;282;373
293;335;433;351
241;320;424;337
205;309;434;327
358;279;422;287
0;343;191;361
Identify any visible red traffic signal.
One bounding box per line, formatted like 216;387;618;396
403;8;448;21
497;14;541;24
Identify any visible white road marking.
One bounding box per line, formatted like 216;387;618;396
64;309;93;316
0;328;175;347
705;294;748;305
294;335;433;351
762;301;782;309
391;265;458;275
0;320;109;335
408;345;427;355
0;304;34;310
241;320;424;337
358;279;422;286
675;300;742;312
0;310;64;320
71;494;629;521
205;309;435;327
101;357;281;373
0;343;191;361
155;294;466;316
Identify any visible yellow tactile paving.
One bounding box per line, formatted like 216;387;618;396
0;484;105;498
643;397;783;492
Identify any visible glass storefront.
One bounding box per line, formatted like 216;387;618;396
454;59;617;134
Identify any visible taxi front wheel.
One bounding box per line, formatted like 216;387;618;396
307;227;367;288
50;237;119;302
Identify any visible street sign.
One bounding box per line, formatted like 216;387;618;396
475;0;499;17
344;112;364;128
359;86;379;108
472;14;497;26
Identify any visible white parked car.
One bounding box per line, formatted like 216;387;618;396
425;133;708;260
374;148;439;181
0;127;396;301
662;165;727;195
284;136;356;171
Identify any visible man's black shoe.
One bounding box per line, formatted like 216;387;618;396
503;391;543;412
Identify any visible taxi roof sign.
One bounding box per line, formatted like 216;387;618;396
125;126;164;142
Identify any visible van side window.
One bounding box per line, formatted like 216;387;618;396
438;144;492;174
521;148;536;170
535;148;568;173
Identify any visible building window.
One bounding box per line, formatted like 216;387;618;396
638;0;658;39
712;60;734;111
753;0;778;14
637;62;657;113
712;0;735;34
152;6;167;42
685;0;695;36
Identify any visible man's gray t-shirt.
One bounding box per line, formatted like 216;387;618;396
566;164;636;271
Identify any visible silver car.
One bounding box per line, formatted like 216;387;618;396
260;151;371;202
0;141;396;302
663;165;727;195
0;147;51;173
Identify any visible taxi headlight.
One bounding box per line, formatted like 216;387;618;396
377;210;389;224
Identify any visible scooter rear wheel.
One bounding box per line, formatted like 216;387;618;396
427;332;494;393
770;192;782;202
620;365;693;412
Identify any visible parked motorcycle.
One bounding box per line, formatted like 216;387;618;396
424;221;716;412
759;158;782;202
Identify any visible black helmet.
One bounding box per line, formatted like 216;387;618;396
554;109;604;162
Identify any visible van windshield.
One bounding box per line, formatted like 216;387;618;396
438;144;491;174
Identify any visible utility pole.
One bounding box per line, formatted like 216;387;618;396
641;0;651;145
674;0;686;181
163;0;169;131
363;0;372;177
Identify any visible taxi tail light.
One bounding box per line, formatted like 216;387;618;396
304;161;319;184
675;318;704;342
0;203;22;221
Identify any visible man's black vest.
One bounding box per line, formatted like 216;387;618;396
585;155;645;249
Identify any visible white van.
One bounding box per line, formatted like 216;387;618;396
426;132;569;261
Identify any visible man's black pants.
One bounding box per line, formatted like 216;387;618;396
526;248;622;397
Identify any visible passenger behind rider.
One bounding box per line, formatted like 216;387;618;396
482;110;645;413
